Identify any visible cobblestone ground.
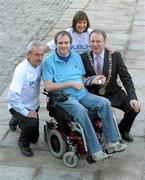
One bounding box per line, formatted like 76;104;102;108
0;0;72;95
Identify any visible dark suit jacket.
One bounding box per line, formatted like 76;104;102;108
80;49;137;107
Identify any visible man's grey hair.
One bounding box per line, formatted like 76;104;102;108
89;29;107;41
26;41;42;53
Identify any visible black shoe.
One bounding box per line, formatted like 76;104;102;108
9;117;18;131
18;141;33;157
121;132;134;142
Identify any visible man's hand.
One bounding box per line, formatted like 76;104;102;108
27;111;38;118
107;47;115;54
71;82;84;90
130;99;141;112
91;75;106;85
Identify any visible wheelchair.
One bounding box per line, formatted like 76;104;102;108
43;90;104;168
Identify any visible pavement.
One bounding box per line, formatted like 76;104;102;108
0;0;145;179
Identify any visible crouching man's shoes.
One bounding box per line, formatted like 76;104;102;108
18;141;33;157
92;151;110;162
105;142;127;154
121;132;134;142
9;117;18;131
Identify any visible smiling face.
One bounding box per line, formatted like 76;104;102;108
72;11;90;33
56;34;71;56
89;32;106;55
75;19;88;33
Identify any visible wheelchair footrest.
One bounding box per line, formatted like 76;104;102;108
86;152;96;164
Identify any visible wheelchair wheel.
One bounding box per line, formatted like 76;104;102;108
48;129;66;158
63;152;79;168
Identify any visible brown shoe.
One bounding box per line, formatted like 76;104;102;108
121;132;134;142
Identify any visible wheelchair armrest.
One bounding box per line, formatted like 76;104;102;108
42;88;49;96
43;89;68;102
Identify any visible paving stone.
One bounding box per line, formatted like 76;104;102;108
102;159;143;180
0;165;35;180
0;0;72;95
35;168;95;180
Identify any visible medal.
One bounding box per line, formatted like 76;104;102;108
87;52;112;96
99;87;106;95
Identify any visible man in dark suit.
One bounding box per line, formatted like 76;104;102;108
81;29;141;142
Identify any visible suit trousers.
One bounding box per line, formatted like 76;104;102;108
9;108;39;147
108;90;139;133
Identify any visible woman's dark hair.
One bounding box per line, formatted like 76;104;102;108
54;30;72;45
72;11;90;32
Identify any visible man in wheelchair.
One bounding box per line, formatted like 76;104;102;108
42;30;127;162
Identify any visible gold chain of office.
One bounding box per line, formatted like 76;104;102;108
87;52;112;95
